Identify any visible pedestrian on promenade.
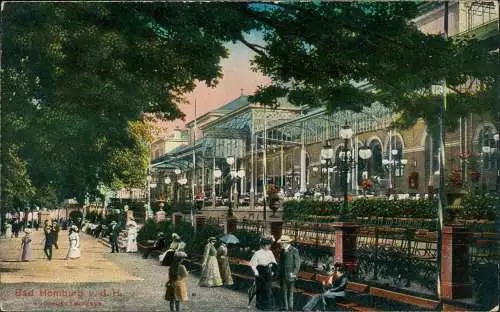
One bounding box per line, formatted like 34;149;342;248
216;241;233;286
277;235;301;311
126;217;138;253
199;237;223;287
34;219;40;231
52;219;60;250
303;263;348;311
108;221;119;253
20;229;32;261
43;220;56;261
164;251;189;312
5;222;13;239
65;225;81;260
12;219;20;238
161;233;183;266
250;237;278;311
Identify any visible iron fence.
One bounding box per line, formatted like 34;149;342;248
236;219;265;233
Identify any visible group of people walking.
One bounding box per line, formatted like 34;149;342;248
15;219;81;262
108;217;138;253
198;237;233;287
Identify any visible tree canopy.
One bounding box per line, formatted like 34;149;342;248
2;2;495;209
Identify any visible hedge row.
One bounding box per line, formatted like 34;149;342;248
283;194;496;220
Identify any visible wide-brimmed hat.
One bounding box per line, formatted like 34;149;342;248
208;236;217;243
172;233;181;240
70;225;79;231
277;235;293;244
129;216;135;221
110;221;117;225
174;250;187;259
157;232;165;238
24;229;31;234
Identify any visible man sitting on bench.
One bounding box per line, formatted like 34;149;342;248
303;263;348;311
142;232;167;259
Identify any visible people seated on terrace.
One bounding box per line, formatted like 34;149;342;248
303;263;348;312
142;232;167;259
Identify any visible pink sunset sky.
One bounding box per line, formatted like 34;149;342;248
163;36;270;132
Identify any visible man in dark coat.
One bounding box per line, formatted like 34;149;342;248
277;235;301;311
12;219;20;238
43;220;56;260
52;220;60;249
108;221;119;253
303;263;348;311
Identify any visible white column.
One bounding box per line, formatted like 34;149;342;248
388;129;393;189
280;134;284;188
300;120;307;192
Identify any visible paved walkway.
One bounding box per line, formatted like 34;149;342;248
0;229;257;311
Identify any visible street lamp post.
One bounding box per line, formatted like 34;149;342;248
164;177;172;203
321;141;334;197
382;149;407;198
174;169;181;202
320;159;327;200
339;124;354;218
214;167;222;206
146;174;152;220
359;144;373;195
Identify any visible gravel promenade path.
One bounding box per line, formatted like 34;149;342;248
0;229;258;312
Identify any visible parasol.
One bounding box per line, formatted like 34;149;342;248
218;234;240;245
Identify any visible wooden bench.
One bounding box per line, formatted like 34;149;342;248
369;287;439;311
230;259;255;290
295;273;374;312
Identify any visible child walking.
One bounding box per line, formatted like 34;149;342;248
164;251;189;311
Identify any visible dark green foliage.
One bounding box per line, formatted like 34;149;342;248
85;211;104;224
246;2;496;130
69;210;83;223
137;219;159;242
283;195;495;221
460;193;497;220
189;224;224;258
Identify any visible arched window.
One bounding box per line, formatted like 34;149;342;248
369;141;383;178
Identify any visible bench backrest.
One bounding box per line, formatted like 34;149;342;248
369;287;439;310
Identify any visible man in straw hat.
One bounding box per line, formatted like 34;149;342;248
277;235;301;311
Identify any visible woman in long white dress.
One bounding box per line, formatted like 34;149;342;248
66;225;81;260
5;223;12;239
126;218;137;253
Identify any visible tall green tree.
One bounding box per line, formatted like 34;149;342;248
1;3;247;205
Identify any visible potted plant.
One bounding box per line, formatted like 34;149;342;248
266;184;281;217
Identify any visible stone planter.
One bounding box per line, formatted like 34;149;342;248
268;197;281;217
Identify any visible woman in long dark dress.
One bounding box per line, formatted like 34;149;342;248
250;238;277;311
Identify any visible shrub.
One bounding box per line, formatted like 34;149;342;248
69;210;83;223
283;198;438;220
461;193;497;220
